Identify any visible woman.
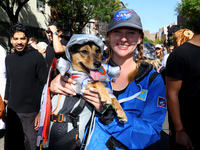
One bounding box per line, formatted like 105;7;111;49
50;8;166;149
155;44;164;61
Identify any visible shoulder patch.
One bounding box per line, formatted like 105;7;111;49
137;89;148;101
157;97;167;109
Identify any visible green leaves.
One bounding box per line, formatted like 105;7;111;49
47;0;122;33
176;0;200;30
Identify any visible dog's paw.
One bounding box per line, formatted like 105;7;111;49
101;95;112;105
116;109;128;123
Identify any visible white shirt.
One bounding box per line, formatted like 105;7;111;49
161;53;170;67
0;45;6;129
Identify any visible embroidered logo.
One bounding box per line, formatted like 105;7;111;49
114;10;134;22
157;97;167;109
137;89;148;101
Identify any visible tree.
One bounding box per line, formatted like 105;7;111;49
94;0;122;23
0;0;29;26
47;0;122;33
143;36;154;45
176;0;200;30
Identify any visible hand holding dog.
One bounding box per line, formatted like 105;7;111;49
81;87;107;113
50;74;106;113
50;74;77;97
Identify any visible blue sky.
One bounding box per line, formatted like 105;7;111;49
121;0;181;33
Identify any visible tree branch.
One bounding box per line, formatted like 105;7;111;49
15;0;29;22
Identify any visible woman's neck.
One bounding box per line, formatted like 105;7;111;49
111;54;137;91
111;53;137;69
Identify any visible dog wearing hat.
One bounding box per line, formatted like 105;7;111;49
57;34;128;123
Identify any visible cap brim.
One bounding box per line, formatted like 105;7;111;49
107;22;143;33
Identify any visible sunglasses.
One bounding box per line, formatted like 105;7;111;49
46;30;52;34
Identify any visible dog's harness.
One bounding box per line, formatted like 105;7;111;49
57;57;120;97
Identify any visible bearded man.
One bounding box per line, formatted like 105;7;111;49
4;23;47;150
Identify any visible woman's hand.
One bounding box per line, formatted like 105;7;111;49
50;74;107;113
81;88;107;113
50;74;76;96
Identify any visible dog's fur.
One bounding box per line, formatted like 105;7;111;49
69;42;127;123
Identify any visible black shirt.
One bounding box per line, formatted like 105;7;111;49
166;42;200;147
5;48;48;113
45;38;68;69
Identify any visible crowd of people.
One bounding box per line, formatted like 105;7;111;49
0;7;199;150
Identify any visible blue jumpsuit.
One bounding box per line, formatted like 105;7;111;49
86;67;167;150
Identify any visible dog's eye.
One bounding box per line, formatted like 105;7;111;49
96;49;100;54
81;50;88;55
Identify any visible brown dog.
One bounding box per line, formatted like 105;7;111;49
69;42;128;123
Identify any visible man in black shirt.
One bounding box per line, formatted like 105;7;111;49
4;23;47;150
166;14;200;150
45;21;68;69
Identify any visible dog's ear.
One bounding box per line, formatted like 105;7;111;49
69;44;80;60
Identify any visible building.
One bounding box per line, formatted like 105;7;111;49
144;30;156;41
0;0;51;46
144;21;178;46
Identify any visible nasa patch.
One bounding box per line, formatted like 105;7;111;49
114;10;134;22
157;97;167;109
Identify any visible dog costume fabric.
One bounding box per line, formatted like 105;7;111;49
57;57;120;97
58;34;121;97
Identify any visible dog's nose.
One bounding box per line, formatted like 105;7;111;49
93;61;101;68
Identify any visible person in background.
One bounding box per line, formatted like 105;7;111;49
166;14;200;150
0;45;6;150
45;21;68;69
155;44;164;61
49;8;167;150
168;45;174;53
2;45;10;55
161;45;174;67
161;44;167;56
28;37;37;49
37;42;48;57
4;23;48;150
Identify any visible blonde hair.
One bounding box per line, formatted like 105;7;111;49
155;49;164;61
143;59;162;71
168;45;174;53
173;29;194;48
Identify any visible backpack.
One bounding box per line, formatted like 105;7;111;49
48;94;93;150
37;58;94;150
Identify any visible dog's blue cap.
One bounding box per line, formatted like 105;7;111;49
65;34;104;61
